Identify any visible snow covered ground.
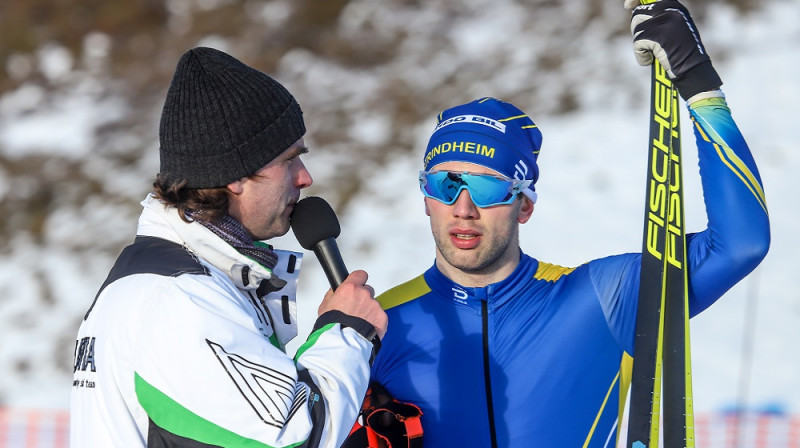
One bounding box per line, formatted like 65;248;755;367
0;0;797;420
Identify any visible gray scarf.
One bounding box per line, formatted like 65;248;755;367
190;212;286;295
200;214;278;269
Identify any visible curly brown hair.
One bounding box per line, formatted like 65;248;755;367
152;173;229;224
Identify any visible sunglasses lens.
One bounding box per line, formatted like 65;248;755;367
421;172;464;204
419;171;517;207
468;176;516;206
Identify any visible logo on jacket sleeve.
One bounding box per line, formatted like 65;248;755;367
207;340;306;428
73;336;98;390
73;336;97;373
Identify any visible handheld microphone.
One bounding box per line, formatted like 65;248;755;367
290;196;349;290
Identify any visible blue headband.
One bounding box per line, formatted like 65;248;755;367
423;97;542;199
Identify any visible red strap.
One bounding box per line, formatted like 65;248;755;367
348;421;363;437
399;415;424;440
365;426;382;448
344;424;387;448
343;382;424;448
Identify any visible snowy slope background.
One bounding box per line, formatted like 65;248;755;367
0;0;797;418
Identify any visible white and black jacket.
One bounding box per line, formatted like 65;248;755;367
70;194;375;447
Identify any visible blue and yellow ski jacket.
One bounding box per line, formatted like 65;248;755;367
370;98;770;447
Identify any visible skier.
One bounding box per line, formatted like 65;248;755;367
368;2;770;446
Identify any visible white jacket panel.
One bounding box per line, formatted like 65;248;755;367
70;195;372;447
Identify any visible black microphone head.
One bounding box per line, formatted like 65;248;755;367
290;196;341;250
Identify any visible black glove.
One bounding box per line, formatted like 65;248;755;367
627;0;722;100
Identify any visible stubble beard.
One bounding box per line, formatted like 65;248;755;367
433;230;513;274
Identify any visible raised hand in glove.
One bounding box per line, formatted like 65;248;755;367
626;0;722;101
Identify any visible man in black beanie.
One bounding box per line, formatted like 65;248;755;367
70;47;387;448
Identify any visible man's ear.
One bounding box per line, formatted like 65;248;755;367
226;179;244;195
518;196;534;224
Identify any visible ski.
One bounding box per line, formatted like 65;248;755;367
627;55;695;447
626;59;672;448
659;53;694;448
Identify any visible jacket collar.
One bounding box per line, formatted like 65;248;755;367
425;252;538;307
136;194;304;348
136;194;276;292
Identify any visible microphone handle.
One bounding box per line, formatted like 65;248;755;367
313;238;349;290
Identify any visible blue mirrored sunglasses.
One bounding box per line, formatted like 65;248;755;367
418;170;532;208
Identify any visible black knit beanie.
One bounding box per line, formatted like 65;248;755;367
158;47;306;188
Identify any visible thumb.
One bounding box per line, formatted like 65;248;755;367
624;0;641;10
341;269;369;287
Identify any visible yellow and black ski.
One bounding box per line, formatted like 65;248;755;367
658;61;694;448
626;55;694;447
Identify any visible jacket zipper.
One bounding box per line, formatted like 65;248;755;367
482;299;498;448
